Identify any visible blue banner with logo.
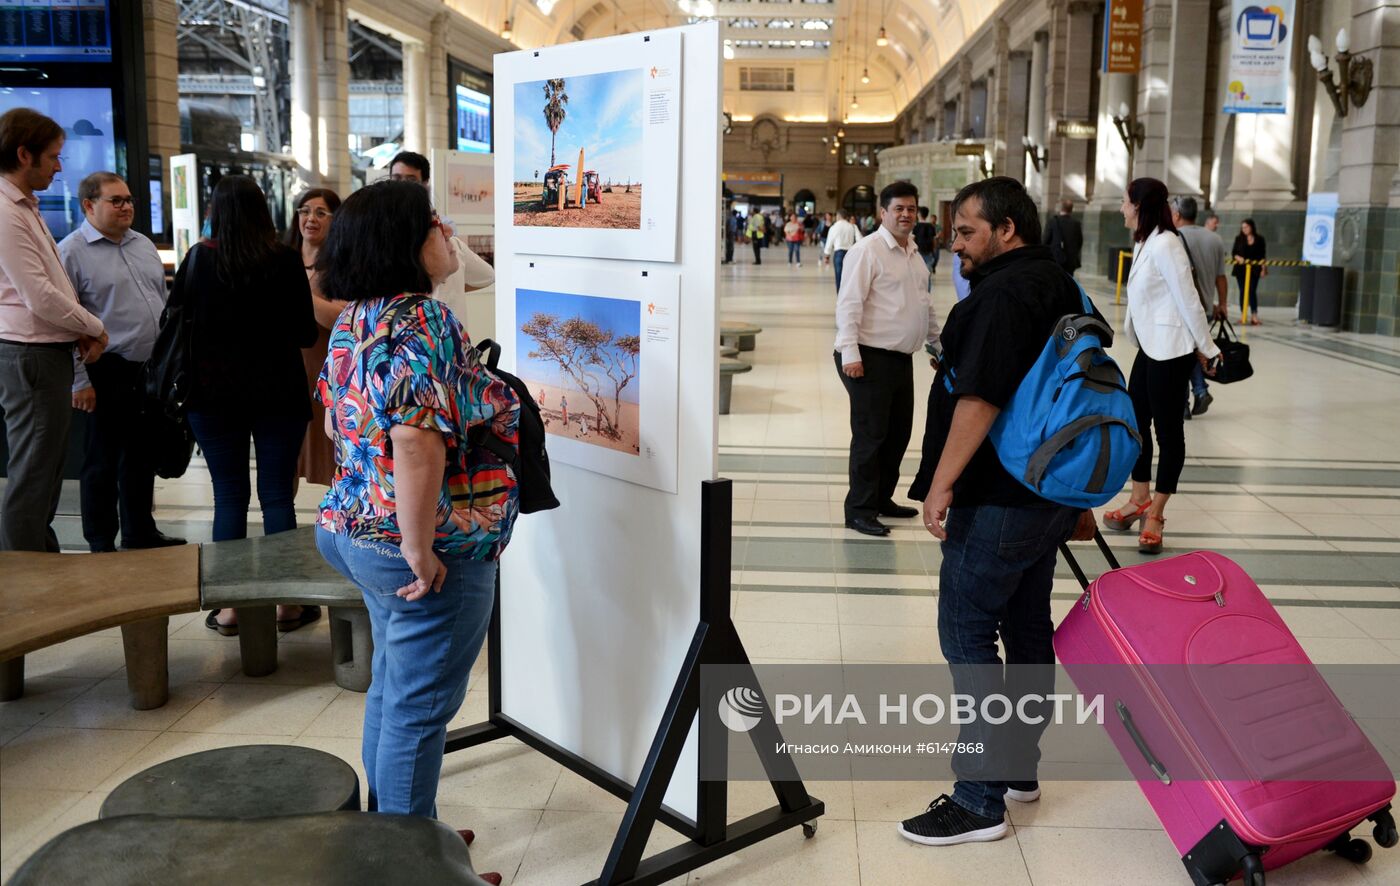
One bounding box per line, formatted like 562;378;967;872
1223;1;1296;114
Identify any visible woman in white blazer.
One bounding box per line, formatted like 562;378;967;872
1102;178;1221;554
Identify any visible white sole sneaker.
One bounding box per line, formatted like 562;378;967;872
896;819;1008;846
1005;786;1041;803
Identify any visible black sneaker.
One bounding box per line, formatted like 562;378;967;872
1004;781;1041;802
897;794;1007;846
1192;391;1214;416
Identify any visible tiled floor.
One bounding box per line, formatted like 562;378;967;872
4;256;1400;884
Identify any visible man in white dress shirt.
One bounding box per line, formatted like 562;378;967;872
833;181;942;536
822;208;862;293
388;151;494;318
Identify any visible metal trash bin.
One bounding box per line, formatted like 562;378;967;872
1311;265;1344;327
1297;266;1316;323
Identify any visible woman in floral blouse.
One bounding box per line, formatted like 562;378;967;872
312;181;518;844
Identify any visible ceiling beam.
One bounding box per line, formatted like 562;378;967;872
711;1;835;18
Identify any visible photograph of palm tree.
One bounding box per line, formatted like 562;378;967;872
512;69;644;229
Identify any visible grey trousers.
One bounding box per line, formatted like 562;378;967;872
0;340;75;552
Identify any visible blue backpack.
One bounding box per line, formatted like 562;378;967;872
945;284;1141;508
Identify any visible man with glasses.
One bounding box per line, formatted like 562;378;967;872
58;172;184;552
386;151;493;318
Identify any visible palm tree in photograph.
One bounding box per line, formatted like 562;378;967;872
543;78;569;167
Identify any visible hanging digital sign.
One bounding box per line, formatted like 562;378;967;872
0;0;113;63
456;83;491;154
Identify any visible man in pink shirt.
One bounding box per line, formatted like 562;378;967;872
0;108;107;556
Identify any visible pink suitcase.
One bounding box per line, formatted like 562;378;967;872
1054;534;1397;885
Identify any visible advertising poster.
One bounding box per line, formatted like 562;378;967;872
440;151;494;225
1223;1;1295;114
509;262;679;493
496;30;682;261
1302;192;1338;265
169;153;200;265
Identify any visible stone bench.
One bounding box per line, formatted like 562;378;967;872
0;544;200;709
720;345;740;358
9;812;496;885
720;322;762;352
719;358;753;415
201;526;372;692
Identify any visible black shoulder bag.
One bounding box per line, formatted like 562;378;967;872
141;247;199;478
1210;317;1254;384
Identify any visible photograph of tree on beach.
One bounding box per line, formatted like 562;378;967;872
512;69;644;229
515;287;641;456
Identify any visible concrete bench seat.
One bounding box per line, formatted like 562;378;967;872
720;344;740;358
720;322;762;352
0;545;200;709
719;357;753;415
9;812;496;886
201;526;373;691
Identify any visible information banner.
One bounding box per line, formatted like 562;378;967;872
1302;192;1338;265
169;153;199;265
1102;0;1143;74
1223;0;1295;114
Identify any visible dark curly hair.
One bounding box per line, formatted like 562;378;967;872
314;180;435;302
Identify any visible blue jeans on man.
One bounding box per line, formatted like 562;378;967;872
832;249;848;292
316;527;495;817
938;502;1080;821
1190;362;1209;400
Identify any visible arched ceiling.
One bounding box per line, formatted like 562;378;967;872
443;0;994;123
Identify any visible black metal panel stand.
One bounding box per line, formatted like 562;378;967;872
444;478;824;885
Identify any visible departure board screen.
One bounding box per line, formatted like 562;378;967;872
0;1;112;63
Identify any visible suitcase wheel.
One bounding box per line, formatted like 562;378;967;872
1375;822;1398;849
1240;852;1265;886
1335;838;1373;864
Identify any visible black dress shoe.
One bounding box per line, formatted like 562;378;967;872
121;531;187;550
879;503;920;519
845;516;890;537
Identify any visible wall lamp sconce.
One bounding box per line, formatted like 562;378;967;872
1308;30;1372;118
1111;102;1145;173
501;19;513;40
1022;135;1048;173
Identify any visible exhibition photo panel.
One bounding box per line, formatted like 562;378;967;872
496;30;682;261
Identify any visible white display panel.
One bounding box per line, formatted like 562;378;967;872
169;153;199;265
493;23;719;822
507;262;679;494
495;30;682;262
435;150;494;226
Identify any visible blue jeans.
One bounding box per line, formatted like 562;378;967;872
1190;362;1209;399
787;241;801;263
921;252;937;292
316;527;494;817
832;249;847;292
186;411;307;542
938;503;1080;820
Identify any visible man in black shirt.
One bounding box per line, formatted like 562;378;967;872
912;206;939;288
1043;198;1083;277
898;177;1095;848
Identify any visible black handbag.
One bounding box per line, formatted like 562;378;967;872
1211;317;1254;384
143;401;195;479
144;245;198;416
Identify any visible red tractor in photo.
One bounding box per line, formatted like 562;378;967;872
582;170;603;205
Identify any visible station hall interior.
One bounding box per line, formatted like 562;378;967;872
3;0;1400;884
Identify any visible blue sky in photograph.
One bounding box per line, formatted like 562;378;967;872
515;288;642;403
512;69;644;185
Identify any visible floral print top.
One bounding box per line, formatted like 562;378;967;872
315;294;519;559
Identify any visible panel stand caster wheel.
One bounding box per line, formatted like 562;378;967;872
801;822;818;839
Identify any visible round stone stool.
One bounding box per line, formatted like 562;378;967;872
100;745;360;820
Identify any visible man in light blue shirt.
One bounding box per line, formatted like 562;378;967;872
58;172;184;552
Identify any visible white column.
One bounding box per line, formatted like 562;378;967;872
402;40;429;154
955;56;972;138
1006;50;1030;182
1027;31;1048;198
427;12;451;152
1163;0;1211;195
991;22;1012;173
290;0;321;188
1094;73;1134;206
318;0;350;194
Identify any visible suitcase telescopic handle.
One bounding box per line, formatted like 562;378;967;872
1059;528;1122;591
1116;700;1171;785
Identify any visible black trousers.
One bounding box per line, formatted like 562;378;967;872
80;353;158;549
751;239;762;264
724;235;735;263
1128;350;1195;495
835;346;914;520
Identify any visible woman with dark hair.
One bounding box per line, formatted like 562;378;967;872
1231;218;1267;324
312;181;518;849
1101;178;1220;554
284;187;344;487
175;174;319;633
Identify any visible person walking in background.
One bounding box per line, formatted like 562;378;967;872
59;172;184;553
284;188;344;490
0;108;107;554
745;210;766;264
312;184;517;862
1102;178;1220;555
784;213;803;267
722;208;739;264
1043;199;1083;278
1170;196;1229;419
913;206;939;291
178;175;319;635
823;209;861;293
1203;211;1221;233
834;181;941;537
1231;218;1267;325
